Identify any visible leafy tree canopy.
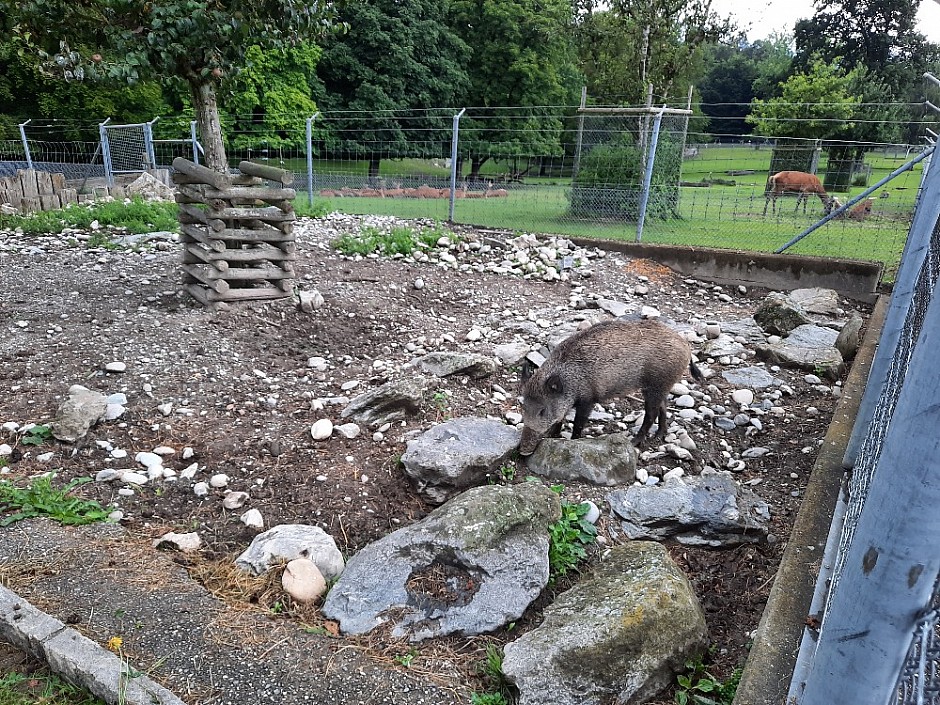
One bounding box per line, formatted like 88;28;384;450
3;0;341;170
747;58;859;140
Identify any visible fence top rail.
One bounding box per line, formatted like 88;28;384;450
578;106;693;116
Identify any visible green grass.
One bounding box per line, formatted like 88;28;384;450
0;667;107;705
0;197;179;236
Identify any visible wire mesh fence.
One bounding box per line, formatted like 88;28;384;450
1;107;931;277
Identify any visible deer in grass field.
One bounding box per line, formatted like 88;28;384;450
763;171;835;216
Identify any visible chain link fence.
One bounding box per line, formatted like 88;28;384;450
1;107;932;278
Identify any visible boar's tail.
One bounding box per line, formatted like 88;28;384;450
689;361;704;381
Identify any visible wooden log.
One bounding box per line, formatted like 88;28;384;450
196;227;295;243
183;244;230;272
39;194;61;211
210;264;295;281
176;184;231;211
174;173;262;187
172;157;232;190
180;224;227;252
36;171;53;196
185;185;296;201
276;278;295;292
177;203;226;232
237;161;294;185
210;286;290;302
181;264;231;293
184;283;230;310
205;245;297;263
18;170;38;199
202;205;295;222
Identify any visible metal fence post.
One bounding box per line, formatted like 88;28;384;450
144;117;159;170
636;106;665;243
306;113;319;208
448;108;466;223
190;120;200;166
18;119;32;170
99;118;113;186
799;273;940;705
572;87;587;179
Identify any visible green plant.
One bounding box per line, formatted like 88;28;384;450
395;648;417;668
270;601;286;615
471;643;513;705
675;659;741;705
0;474;110;526
0;667;107;705
20;424;53;446
547;486;597;584
498;464;516;483
85;231;120;250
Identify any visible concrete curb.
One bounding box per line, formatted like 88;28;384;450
732;294;889;705
0;583;186;705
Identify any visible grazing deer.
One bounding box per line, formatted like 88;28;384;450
763;171;834;216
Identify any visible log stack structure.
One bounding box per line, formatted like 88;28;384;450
172;157;297;310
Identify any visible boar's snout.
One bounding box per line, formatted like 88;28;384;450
518;427;543;456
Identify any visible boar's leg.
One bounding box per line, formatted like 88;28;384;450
570;398;594;439
547;420;564;438
635;392;665;447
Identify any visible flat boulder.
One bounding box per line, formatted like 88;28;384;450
720;366;778;389
401;417;521;504
753;291;812;336
234;524;345;580
503;541;708;705
756;324;844;380
322;483;560;641
524;432;637;486
606;470;770;547
340;375;431;426
51;385;108;442
788;287;841;315
411;352;498;379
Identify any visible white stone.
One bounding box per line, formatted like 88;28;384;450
731;389;755;406
675;395;696;408
104;361;127;373
640;305;661;319
281;558;327;603
135;452;163;470
182;447;195;460
635;467;649;484
180;463;199;480
153;531;201;553
671;383;690;396
307;356;329;372
209;473;230;488
241;508;264;529
413;277;425;290
193;482;210;497
121;471;149;485
110;448;128;459
340;380;360;391
335;423;361;439
153;445;176;456
95;469;122;482
663;467;685;481
311;419;334;440
223;491;250;510
1;422;19;433
465;329;482;342
581;500;601;524
157;402;173;416
0;444;11;457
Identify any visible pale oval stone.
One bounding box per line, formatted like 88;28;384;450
135;451;164;470
153;531;201;553
209;473;230;488
335;423;361;439
731;389;755;406
153;445;176;456
180;462;199;479
104;361;127;373
120;471;149;485
110;448;128;459
0;444;12;456
95;469;122;482
193;482;210;497
241;508;264;529
281;558;327;603
465;329;482;342
581;500;601;524
310;419;334;440
223;491;250;510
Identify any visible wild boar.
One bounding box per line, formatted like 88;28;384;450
518;319;702;455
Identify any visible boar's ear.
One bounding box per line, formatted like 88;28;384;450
519;359;535;383
544;372;564;394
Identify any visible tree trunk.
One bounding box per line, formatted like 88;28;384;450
190;80;227;173
368;156;381;184
469;155;489;182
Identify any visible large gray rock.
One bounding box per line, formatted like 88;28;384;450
411;352;498;379
720;318;768;345
788;287;841;315
51;385;108;442
607;470;771;547
322;484;560;641
756;324;844;380
340;375;431;426
234;524;345;580
702;334;746;358
835;313;863;361
524;432;637;486
494;342;530;366
502;541;708;705
401;417;522;504
720;366;778;389
753;292;812;336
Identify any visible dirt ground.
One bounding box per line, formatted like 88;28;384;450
0;213;865;702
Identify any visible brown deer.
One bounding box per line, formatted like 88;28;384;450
763;171;834;216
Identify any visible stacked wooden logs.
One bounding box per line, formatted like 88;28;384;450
172;157;296;309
